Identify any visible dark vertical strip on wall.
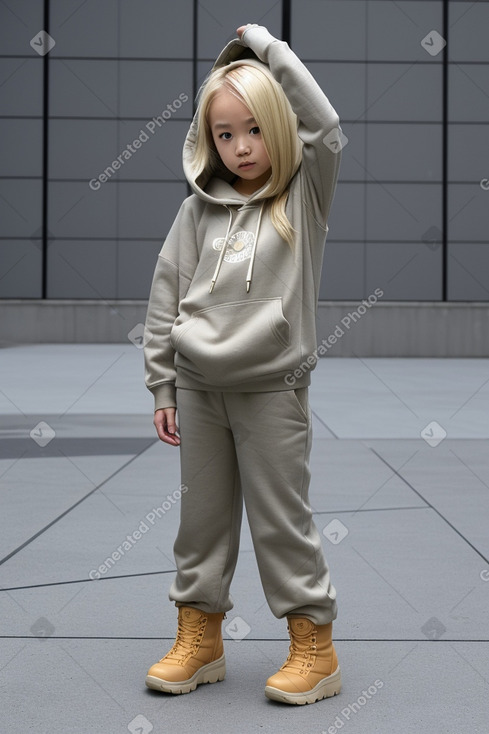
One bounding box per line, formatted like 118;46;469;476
442;0;448;301
41;0;50;298
282;0;291;44
189;0;198;199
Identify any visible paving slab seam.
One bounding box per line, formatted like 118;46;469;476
2;636;488;642
0;439;159;567
0;569;177;593
314;505;429;515
311;408;339;438
369;447;489;565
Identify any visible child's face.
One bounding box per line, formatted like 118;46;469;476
208;88;272;195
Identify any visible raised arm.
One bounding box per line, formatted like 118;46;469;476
238;24;342;225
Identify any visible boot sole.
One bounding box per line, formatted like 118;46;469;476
145;654;226;694
265;665;341;705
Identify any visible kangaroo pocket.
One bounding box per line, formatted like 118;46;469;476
170;297;292;386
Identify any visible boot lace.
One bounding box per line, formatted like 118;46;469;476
280;626;317;677
163;614;207;664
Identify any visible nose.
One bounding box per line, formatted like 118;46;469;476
235;137;250;155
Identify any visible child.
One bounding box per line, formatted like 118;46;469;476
143;23;342;706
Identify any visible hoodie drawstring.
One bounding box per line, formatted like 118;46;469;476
246;203;264;293
209;202;265;294
209;207;233;294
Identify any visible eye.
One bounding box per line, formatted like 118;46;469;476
219;132;232;140
250;126;260;135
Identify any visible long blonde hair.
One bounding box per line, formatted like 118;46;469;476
189;61;302;247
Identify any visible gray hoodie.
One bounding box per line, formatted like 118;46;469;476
144;25;342;410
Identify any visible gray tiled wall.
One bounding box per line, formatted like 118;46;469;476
0;0;488;300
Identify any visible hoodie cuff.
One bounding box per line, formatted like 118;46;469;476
152;383;177;411
241;25;277;61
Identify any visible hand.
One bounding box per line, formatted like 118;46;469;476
153;407;181;446
237;24;257;39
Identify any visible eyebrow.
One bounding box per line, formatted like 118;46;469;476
212;117;256;130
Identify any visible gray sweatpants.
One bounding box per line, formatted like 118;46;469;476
169;386;337;626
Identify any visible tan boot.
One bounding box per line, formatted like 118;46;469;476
145;606;226;694
265;617;341;705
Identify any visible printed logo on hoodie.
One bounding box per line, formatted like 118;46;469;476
212;230;255;263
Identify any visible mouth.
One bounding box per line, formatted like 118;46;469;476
239;162;255;169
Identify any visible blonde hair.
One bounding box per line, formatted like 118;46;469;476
189;61;302;247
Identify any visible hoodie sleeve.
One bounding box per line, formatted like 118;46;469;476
240;25;342;227
143;197;198;411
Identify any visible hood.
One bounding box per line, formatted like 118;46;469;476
181;35;301;294
182;36;288;206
